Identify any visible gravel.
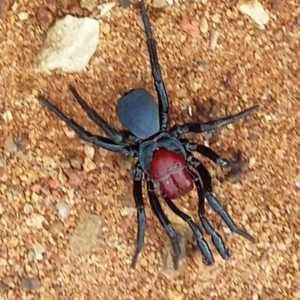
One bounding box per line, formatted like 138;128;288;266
0;0;299;299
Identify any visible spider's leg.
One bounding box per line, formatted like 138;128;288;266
187;168;231;260
131;163;147;268
69;85;127;144
162;192;214;265
146;176;181;269
170;105;259;138
182;141;231;168
187;152;255;242
139;0;169;131
38;95;138;157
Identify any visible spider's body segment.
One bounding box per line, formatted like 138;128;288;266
117;89;159;139
38;0;259;269
149;148;193;199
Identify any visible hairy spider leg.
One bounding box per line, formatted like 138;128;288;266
170;104;259;138
131;163;147;268
162;193;215;265
188;168;231;261
69;85;128;144
139;0;169;130
37;95;138;156
187;152;255;242
147;177;181;270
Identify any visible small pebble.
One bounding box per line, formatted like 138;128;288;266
248;157;256;168
167;290;184;300
200;17;208;34
210;30;219;50
69;157;83;169
151;0;167;8
83;157;97;172
237;0;269;30
65;168;85;187
211;13;221;23
97;2;116;18
0;155;6;168
101;22;110;35
196;61;209;72
56;201;70;220
84;145;95;160
24;203;34;214
15;133;29;152
18;12;29;20
80;0;98;11
2;110;13;121
4;137;17;154
32;243;46;261
119;0;131;8
64;128;75;138
20;277;40;291
248;133;259;141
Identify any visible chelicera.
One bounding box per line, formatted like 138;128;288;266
38;0;258;268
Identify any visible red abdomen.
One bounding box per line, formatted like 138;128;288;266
149;149;193;199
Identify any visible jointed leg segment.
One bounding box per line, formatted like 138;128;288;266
187;152;255;242
170;105;259;137
37;93;138;157
139;0;169;131
188;168;231;260
147;177;181;269
162;193;215;265
69;85;127;145
131;163;147;268
183;141;231;168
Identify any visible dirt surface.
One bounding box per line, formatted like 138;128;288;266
0;0;300;299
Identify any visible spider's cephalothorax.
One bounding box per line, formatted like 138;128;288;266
38;0;259;269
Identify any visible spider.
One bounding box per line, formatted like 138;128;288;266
38;0;258;269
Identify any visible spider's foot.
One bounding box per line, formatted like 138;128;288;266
216;157;231;168
172;250;182;270
131;248;142;268
236;228;255;243
202;256;215;266
130;256;138;269
222;248;232;260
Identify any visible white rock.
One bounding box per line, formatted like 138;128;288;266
18;12;29;20
32;243;46;261
4;137;17;154
34;15;100;73
83;157;97;172
2;110;13;122
84;145;95;160
237;0;269;30
56;201;70;220
97;2;116;18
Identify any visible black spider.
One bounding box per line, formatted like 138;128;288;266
38;0;258;269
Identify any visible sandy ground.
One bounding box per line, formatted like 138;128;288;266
0;0;299;299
